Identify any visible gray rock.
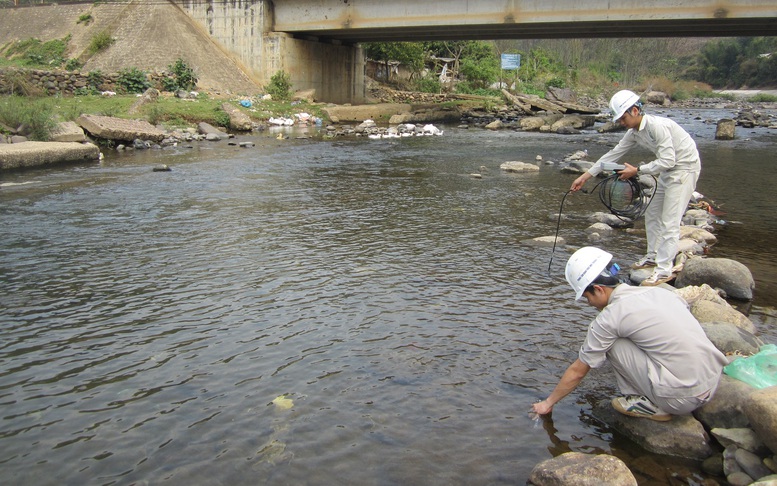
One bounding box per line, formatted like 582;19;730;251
728;471;755;486
712;428;770;455
716;118;737;140
680;225;718;245
592;399;714;460
674;283;728;307
752;475;777;485
695;374;756;429
50;121;86;142
522;236;565;247
198;122;229;139
683;208;714;226
646;91;669;105
677;238;705;255
702;454;724;476
500;161;539;172
736;447;773;480
546;87;577;103
744;387;777;455
77;114;166;142
585;222;613;235
555;126;581;135
692;301;756;334
221;102;253;131
128;87;160;115
551;115;595;131
701;322;764;355
485;119;503;130
589;211;633;228
528;452;636;486
561;161;594;174
676;257;755;301
725;444;745;475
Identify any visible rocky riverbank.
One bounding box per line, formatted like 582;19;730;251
521;161;777;485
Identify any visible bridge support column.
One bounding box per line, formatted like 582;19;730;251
179;0;364;103
263;33;365;104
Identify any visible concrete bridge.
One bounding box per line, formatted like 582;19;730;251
178;0;777;103
273;0;777;42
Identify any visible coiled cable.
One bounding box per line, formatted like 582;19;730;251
588;173;656;222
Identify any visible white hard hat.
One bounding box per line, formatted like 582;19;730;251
609;90;641;122
565;246;613;301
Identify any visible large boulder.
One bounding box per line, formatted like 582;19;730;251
716;119;737;140
646;91;670;105
550;115;595;132
561;161;594;174
50;121;86;142
691;301;757;334
589;211;633;228
680;225;718;245
128;87;160;115
528;452;636;486
76;114;166;142
694;374;757;429
221;102;253;131
520;113;564;131
593;400;714;460
743;387;777;455
674;283;728;306
701;321;764;355
676;257;755;301
197;122;229;139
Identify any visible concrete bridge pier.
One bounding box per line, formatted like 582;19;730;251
264;32;365;104
180;0;364;103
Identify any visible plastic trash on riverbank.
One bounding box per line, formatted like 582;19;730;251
269;117;295;126
724;344;777;388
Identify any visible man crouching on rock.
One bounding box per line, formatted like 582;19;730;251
532;246;727;422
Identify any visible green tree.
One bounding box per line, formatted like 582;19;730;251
363;42;425;81
457;42;499;89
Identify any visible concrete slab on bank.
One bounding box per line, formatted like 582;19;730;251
0;141;101;171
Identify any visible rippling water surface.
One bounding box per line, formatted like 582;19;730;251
2;110;776;485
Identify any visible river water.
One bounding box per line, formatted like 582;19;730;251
1;109;776;485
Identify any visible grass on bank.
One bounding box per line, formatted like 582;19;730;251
0;93;327;141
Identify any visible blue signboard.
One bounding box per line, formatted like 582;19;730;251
501;53;521;70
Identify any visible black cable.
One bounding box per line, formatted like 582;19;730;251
587;173;656;222
547;173;655;274
547;190;572;274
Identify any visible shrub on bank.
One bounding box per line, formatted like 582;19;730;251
0;95;58;141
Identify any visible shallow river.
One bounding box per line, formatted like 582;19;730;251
1;108;776;485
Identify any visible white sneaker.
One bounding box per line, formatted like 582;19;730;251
630;255;656;270
611;395;672;422
640;271;674;286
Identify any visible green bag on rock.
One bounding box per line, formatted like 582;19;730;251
723;344;777;389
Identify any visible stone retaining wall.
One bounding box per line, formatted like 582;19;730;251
0;67;170;96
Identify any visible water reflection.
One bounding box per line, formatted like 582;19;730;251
1;110;775;484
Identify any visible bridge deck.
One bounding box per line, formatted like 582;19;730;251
273;0;777;43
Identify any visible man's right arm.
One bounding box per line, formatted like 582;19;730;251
532;358;591;415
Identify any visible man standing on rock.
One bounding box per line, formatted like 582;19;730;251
531;247;727;422
570;90;701;286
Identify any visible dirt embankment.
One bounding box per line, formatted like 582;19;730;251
0;1;261;95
